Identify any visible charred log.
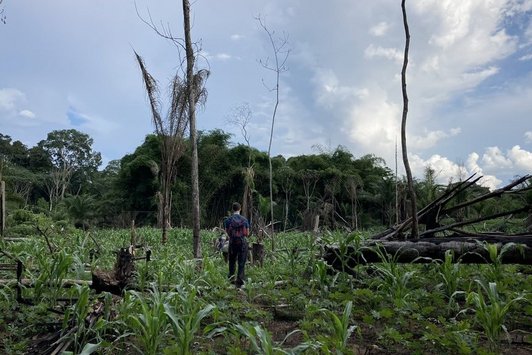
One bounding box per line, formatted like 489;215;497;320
324;235;532;273
91;247;135;295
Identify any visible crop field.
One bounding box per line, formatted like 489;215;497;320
0;227;531;354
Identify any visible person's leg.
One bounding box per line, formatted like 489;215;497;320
236;241;248;287
228;242;237;282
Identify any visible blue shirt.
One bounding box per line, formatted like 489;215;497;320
224;213;250;239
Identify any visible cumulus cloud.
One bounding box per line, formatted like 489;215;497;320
369;21;390;37
466;152;503;190
508;145;532;170
410;152;502;190
345;88;401;161
412;143;532;191
409;0;517;101
410;154;467;184
481;146;513;171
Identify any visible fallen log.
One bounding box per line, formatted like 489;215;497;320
323;235;532;272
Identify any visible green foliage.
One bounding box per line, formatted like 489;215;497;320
121;287;171;355
436;250;462;301
372;245;416;306
319;301;358;353
164;285;215;354
60;285;93;353
465;280;527;348
31;248;73;305
1;228;530;354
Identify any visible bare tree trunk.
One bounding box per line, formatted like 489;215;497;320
258;17;290;251
183;0;202;258
283;189;290;231
395;139;400;225
0;181;5;237
400;0;419;239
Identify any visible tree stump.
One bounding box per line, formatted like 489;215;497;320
252;242;264;267
91;247;135;295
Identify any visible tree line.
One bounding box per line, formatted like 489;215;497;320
0;129;529;234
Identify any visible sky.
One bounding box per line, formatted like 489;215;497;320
1;0;531;190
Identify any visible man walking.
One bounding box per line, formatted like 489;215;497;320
224;202;250;288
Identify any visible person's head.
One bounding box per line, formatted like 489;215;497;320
232;202;241;212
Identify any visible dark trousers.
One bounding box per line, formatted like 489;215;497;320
228;237;248;287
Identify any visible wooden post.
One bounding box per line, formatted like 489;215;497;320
0;181;5;238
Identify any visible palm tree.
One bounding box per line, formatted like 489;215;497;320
135;52;208;244
64;194;95;230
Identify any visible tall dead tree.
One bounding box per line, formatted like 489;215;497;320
258;16;290;251
400;0;419;239
136;1;208;252
183;0;202;258
0;180;5;237
0;0;5;25
136;53;187;243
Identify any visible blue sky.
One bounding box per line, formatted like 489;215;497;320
1;0;531;189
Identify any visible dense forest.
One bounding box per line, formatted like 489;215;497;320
1;128;530;237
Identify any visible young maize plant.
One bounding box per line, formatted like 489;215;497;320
320;301;359;353
123;287;173;355
372;245;415;306
466;280;526;348
164;284;215;354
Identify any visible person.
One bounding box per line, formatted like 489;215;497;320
224;202;250;288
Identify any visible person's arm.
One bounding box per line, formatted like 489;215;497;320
243;219;250;237
224;218;230;236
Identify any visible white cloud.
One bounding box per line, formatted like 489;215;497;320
410;152;502;190
410;0;517;100
410;143;532;191
411;154;467;184
364;44;403;63
369;21;390;37
508;145;532;170
345;88;400;161
466;152;502;190
200;51;236;61
0;88;26;112
19;110;35;119
312;68;368;108
230;34;244;41
215;53;233;61
525;131;532;143
519;53;532;61
410;128;461;150
481;146;513;171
